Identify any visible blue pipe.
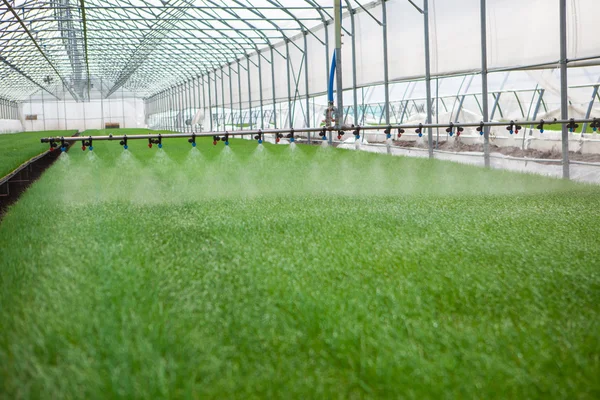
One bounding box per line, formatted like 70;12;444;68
327;4;342;104
328;51;336;103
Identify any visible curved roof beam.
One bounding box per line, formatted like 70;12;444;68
94;0;262;94
262;0;325;46
199;0;277;51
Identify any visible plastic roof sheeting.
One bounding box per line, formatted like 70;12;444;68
1;0;599;103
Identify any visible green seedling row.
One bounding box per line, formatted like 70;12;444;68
1;135;599;398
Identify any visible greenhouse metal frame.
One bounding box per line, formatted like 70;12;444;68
1;0;600;179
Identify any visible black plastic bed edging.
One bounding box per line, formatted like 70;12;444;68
0;133;79;220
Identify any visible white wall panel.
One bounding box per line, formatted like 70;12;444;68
21;98;145;132
354;3;384;87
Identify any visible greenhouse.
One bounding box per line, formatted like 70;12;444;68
1;0;599;398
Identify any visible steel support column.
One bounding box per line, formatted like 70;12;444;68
248;56;254;130
481;0;490;167
382;0;389;127
350;7;358;130
334;0;344;131
237;61;243;130
208;74;213;131
214;72;219;131
257;53;264;129
228;64;234;131
286;40;293;128
424;0;433;158
220;69;226;131
559;0;570;179
303;32;311;141
270;46;277;129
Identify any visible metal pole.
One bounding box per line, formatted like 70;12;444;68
100;77;104;129
201;76;206;131
248;56;254;130
334;0;344;131
83;96;87;131
208;74;213;131
325;20;332;144
257;54;263;129
121;86;126;129
270;46;277;129
350;7;358;130
192;78;197;131
220;69;226;131
169;88;174;131
481;0;490;167
41;89;46;131
303;32;311;142
180;83;185;131
424;0;433;158
214;73;219;131
582;85;599;134
228;64;234;131
63;83;68;130
187;79;193;132
382;0;389;126
286;40;293;129
559;0;570;179
237;61;243;131
180;84;185;131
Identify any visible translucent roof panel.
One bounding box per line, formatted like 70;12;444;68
0;0;332;101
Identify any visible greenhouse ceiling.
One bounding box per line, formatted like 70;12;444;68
0;0;356;101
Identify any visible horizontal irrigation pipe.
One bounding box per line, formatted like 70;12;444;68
40;118;599;147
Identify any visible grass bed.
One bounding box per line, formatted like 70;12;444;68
1;135;599;398
0;130;77;178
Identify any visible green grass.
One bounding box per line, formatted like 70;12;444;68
1;135;599;399
0;130;77;178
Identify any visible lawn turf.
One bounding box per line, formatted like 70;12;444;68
1;136;599;399
0;130;77;178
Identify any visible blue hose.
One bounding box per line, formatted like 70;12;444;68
327;5;343;104
328;52;336;103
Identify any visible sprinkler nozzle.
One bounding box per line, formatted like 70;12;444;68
384;125;392;139
285;129;295;142
568;118;579;133
446;122;454;137
120;136;128;149
60;137;69;152
477;122;485;136
81;137;92;151
507;121;520;135
84;137;93;151
188;134;197;147
416;124;423;138
149;134;162;148
353;126;361;140
537;119;545;133
398;128;404;138
591;118;598;132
